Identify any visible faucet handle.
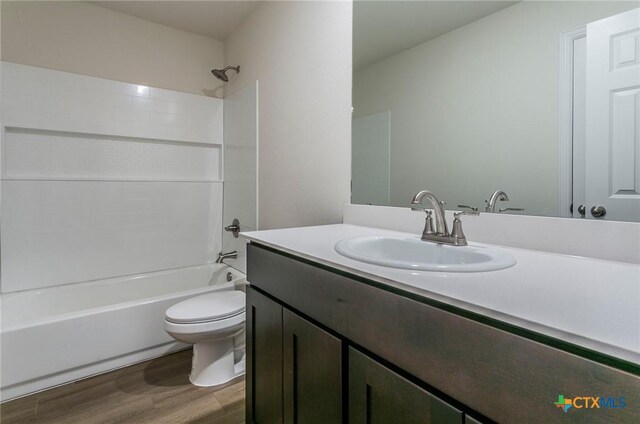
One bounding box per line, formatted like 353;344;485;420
422;210;435;237
454;210;479;219
457;205;479;214
450;208;480;246
498;207;525;213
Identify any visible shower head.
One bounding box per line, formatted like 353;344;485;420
211;65;240;82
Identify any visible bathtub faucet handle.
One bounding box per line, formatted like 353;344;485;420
216;250;238;264
224;218;241;238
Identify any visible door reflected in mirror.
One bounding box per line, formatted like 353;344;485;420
352;0;640;222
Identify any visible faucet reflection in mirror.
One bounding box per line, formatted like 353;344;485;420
484;190;525;214
485;190;509;213
411;190;478;247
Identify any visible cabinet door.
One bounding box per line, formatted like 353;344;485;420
247;286;283;424
349;348;463;424
283;309;342;424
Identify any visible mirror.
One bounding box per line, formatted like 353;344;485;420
352;1;640;222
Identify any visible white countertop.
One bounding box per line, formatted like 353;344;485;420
242;224;640;365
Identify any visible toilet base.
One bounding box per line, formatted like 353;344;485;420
189;339;245;387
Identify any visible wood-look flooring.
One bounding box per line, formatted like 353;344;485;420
1;349;245;424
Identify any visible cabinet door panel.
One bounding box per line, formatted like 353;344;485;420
283;309;342;424
247;287;283;424
349;348;463;424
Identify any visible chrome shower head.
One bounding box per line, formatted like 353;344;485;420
211;69;228;82
211;65;240;82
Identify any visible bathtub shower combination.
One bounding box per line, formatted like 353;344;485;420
0;63;258;401
1;265;245;400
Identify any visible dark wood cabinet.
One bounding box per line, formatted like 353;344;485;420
247;287;343;424
283;309;342;424
247;286;283;424
247;243;640;423
349;347;463;424
464;416;484;424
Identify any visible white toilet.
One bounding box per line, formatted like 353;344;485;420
164;290;246;387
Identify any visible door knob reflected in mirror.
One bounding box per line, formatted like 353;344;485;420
590;205;606;218
577;204;586;217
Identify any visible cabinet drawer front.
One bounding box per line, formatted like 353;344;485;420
349;347;463;424
247;244;640;423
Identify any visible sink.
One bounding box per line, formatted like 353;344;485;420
335;236;516;272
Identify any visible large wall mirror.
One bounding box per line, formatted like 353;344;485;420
352;1;640;222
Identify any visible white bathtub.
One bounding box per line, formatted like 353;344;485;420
0;264;245;401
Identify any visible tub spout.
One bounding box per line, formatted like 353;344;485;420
216;250;238;264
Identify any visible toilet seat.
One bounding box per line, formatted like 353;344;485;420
165;310;245;339
165;291;245;324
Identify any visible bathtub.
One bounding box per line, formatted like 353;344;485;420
0;264;245;401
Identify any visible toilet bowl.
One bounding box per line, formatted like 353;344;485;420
164;290;246;387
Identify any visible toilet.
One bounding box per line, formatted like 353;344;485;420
164;290;246;387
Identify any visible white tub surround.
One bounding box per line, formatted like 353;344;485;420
242;224;640;367
1;265;246;401
0;62;224;293
221;81;259;274
0;62;227;401
0;62;222;145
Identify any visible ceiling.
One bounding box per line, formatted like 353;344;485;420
354;1;518;70
91;1;516;67
91;1;261;41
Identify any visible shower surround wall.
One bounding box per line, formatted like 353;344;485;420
221;82;259;274
0;62;224;398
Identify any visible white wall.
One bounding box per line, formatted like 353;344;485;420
0;1;225;97
0;63;223;293
223;1;353;230
353;1;637;216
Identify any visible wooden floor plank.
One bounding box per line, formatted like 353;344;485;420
0;396;37;423
1;349;245;424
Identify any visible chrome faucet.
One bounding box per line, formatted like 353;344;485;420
215;250;237;264
485;190;509;212
411;190;478;246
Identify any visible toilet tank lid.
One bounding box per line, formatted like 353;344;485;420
165;291;246;324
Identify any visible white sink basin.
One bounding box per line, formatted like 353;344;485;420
335;236;516;272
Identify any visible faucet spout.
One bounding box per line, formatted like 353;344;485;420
215;250;238;264
411;190;449;236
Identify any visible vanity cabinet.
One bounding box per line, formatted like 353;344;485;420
283;309;342;424
349;347;462;424
246;243;640;423
247;287;342;424
247;285;462;424
246;286;283;424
